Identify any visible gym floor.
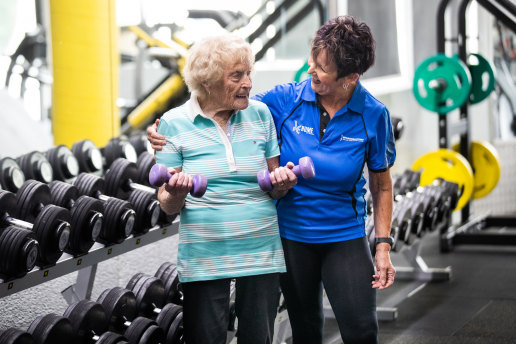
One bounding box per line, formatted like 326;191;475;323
322;225;516;344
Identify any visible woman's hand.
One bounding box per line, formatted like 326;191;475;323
147;119;167;151
270;162;297;191
158;168;193;215
371;248;395;289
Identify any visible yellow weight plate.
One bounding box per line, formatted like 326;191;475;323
411;149;474;210
452;141;501;199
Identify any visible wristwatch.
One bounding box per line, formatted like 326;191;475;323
374;237;393;248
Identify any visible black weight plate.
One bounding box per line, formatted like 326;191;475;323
27;313;74;344
67;196;103;255
129;131;149;157
134;276;165;318
103;138;138;168
0;328;35;344
136;152;155;187
48;181;78;209
4;226;31;278
126;273;145;292
10;227;38;277
100;198;134;244
32;205;71;266
162;263;181;305
165;312;183;344
155;303;182;333
72;140;103;173
16;152;53;184
64;299;107;343
127;190;158;234
139;324;164;344
45;145;80;181
96;331;129;344
0;226;20;277
73;173;105;198
154;262;173;280
129;275;151;308
0;157;26;193
104;158;137;199
0;190;17;218
97;287;138;333
124;317;154;344
15;180;51;222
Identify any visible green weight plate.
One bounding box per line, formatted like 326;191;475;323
452;141;501;199
466;53;495;104
413;54;471;114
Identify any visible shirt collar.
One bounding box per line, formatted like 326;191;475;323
186;92;204;122
299;77;366;115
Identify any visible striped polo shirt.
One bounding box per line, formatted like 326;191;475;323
156;93;286;283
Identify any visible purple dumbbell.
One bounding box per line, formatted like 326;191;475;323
257;156;316;192
149;163;208;198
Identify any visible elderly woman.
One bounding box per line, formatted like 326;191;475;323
150;15;396;344
155;34;295;344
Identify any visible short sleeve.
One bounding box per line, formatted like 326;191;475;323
367;108;396;172
260;106;280;159
155;118;183;169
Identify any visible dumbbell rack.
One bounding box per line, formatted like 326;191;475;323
436;0;516;250
0;219;179;302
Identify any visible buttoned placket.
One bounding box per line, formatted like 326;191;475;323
208;115;237;172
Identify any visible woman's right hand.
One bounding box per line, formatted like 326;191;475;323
147;118;167;151
163;168;193;199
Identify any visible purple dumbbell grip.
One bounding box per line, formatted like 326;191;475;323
149;164;207;197
257;156;315;192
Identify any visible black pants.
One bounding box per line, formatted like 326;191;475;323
182;273;281;344
280;237;378;344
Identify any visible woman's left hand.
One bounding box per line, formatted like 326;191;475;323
270;162;297;191
372;249;395;289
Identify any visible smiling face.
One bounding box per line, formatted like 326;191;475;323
307;49;344;96
209;61;252;112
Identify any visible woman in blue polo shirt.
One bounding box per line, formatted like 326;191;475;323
149;15;396;344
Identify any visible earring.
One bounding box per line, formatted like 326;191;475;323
342;83;349;90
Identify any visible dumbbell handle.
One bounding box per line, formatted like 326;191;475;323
149;164;208;198
257;156;316;192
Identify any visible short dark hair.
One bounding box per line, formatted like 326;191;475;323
311;15;375;78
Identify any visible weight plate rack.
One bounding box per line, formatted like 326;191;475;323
0;220;179;299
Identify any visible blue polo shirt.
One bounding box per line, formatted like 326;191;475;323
254;78;396;243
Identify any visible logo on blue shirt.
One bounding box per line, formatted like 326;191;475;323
292;121;314;135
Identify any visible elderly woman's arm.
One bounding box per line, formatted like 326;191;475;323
266;157;297;200
369;169;396;289
157;168;193;215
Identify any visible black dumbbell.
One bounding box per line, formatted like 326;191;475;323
104;158;162;232
16;151;54;184
392;196;413;245
0;328;35;344
48;181;104;255
125;271;184;343
72;139;104;174
402;191;425;238
154;262;182;305
1;182;71;267
0;157;26;193
26;313;75;344
73;173;136;244
136;152;155;187
0;192;39;279
97;288;165;343
63;299;132;344
129;131;153;157
45;145;80;182
391;116;404;141
102;137;138;170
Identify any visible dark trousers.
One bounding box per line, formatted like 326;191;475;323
182;273;281;344
280;237;379;344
